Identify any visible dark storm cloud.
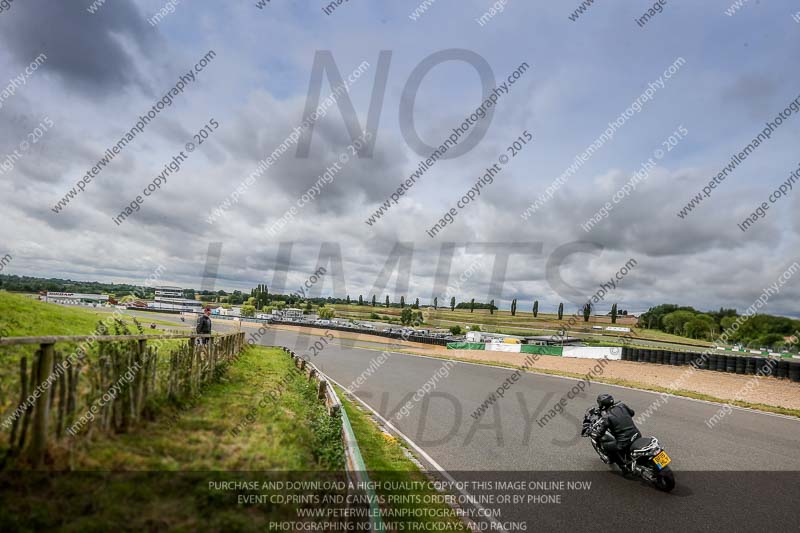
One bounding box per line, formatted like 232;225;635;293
0;0;155;94
217;91;409;215
2;0;799;319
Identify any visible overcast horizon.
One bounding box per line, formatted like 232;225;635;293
2;1;800;316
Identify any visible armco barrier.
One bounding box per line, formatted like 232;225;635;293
279;346;383;531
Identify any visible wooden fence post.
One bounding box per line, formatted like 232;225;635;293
135;339;147;422
30;342;54;467
9;356;27;449
317;379;327;400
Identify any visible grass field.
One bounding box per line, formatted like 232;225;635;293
0;347;348;530
0;292;186;427
0;292;175;337
329;304;713;347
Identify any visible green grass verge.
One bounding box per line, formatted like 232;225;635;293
0;291;172;337
0;292;186;427
338;387;469;530
0;347;347;531
68;346;343;470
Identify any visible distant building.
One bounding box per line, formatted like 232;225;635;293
45;292;109;304
147;286;203;312
523;335;581;346
466;331;482;342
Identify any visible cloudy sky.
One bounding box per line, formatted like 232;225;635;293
1;0;799;315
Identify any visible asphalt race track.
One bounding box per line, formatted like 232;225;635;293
113;312;800;530
255;325;800;530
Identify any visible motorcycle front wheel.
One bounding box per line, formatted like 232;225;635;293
654;466;675;492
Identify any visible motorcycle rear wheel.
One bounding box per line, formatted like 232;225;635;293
654;466;675;492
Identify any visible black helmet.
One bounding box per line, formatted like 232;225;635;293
597;394;614;409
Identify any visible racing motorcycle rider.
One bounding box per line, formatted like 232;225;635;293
583;393;642;474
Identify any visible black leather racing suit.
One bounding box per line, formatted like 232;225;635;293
196;315;212;344
590;403;641;468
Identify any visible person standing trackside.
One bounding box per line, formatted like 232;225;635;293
196;306;212;344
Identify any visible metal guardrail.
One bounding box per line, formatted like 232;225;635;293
280;346;384;532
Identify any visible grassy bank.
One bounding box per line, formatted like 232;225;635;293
0;292;184;442
0;291;171;337
339;387;468;530
1;346;348;530
0;294;474;529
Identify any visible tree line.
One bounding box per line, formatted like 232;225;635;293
639;303;800;350
3;273;632;326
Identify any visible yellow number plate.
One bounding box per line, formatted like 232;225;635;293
653;450;671;469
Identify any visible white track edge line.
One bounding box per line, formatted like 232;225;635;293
325;374;507;532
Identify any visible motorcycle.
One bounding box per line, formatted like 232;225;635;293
581;406;675;492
